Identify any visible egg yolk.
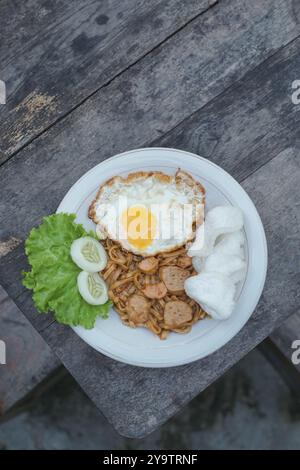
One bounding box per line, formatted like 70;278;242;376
122;205;157;251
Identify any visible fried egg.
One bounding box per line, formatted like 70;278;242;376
89;170;205;256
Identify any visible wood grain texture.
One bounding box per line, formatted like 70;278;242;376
1;0;299;166
0;0;216;162
0;0;299;436
0;285;59;414
41;150;300;437
1;36;300;435
1;2;299;331
155;39;300;182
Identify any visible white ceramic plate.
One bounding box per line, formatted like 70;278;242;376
57;148;267;367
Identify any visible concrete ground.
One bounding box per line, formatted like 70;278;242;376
0;349;300;450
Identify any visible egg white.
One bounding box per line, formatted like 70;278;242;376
90;171;205;256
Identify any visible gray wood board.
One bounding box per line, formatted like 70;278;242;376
0;0;299;165
0;0;299;436
1;13;300;332
0;34;300;436
154;40;300;181
0;0;216;162
41;149;300;437
0;285;59;414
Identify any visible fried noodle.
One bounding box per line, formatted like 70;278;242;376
102;239;207;340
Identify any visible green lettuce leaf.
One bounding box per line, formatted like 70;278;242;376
23;213;112;329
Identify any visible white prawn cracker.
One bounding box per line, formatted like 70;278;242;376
214;231;245;257
203;252;246;280
186;205;246;320
188;206;243;257
185;272;236;320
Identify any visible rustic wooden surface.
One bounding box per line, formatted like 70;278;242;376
0;0;215;162
37;148;300;437
0;0;300;437
1;0;299;326
0;285;59;414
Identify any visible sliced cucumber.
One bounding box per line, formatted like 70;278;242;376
77;271;108;305
70;236;107;272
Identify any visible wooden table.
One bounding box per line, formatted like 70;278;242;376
0;0;299;438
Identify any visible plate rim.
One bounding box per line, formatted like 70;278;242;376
57;147;268;367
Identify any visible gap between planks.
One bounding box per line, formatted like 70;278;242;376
0;0;298;332
146;32;300;170
2;3;299;182
0;0;219;170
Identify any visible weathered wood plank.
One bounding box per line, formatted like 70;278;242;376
156;41;300;182
0;0;216;162
0;3;299;332
0;0;299;437
0;285;59;414
1;0;299;165
1;36;300;435
41;149;300;437
1;0;299;227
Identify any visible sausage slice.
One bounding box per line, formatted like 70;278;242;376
164;301;193;328
142;282;167;299
127;294;150;324
138;257;159;274
177;255;193;269
159;266;190;294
